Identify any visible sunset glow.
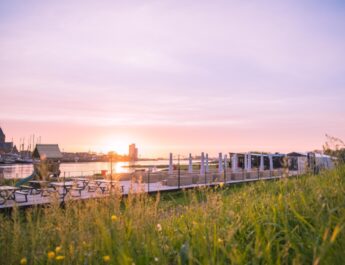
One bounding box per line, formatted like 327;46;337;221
1;0;345;157
2;2;345;264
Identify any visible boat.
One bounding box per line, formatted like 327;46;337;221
16;157;33;164
0;153;18;164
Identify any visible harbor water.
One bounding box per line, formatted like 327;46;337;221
0;160;193;179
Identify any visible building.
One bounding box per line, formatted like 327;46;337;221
128;143;138;161
32;144;63;179
32;144;63;160
0;127;17;154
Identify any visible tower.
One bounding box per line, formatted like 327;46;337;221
128;143;138;161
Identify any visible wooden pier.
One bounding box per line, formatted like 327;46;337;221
0;169;299;210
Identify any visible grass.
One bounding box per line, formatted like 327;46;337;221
1;166;345;265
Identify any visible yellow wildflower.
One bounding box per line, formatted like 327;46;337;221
47;251;55;259
111;215;118;222
55;246;62;253
103;255;111;262
218;238;224;244
55;255;65;261
20;257;27;265
156;223;162;232
219;182;224;188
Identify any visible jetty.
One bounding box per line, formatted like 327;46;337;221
0;149;333;210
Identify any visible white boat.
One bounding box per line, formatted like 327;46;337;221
0;153;20;164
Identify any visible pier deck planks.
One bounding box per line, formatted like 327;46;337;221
0;173;296;209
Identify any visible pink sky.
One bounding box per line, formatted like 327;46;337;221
1;1;345;157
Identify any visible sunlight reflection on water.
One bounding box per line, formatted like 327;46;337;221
0;160;194;179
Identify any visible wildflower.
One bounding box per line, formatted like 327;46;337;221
55;255;65;261
218;238;224;244
219;182;224;188
47;251;55;259
156;223;162;232
103;255;111;262
20;258;27;265
154;257;159;262
111;215;118;222
55;246;62;253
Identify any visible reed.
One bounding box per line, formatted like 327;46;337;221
1;166;344;264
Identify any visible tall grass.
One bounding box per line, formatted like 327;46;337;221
1;166;345;265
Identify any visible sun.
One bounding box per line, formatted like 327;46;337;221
110;140;129;155
100;135;132;155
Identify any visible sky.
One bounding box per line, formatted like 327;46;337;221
0;0;345;157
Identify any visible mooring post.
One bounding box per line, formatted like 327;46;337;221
204;167;207;185
260;153;264;171
269;154;273;178
200;152;205;175
169;153;173;175
243;154;246;180
147;170;149;193
188;153;193;173
244;153;247;171
223;154;227;183
218;153;223;174
178;155;181;189
259;153;264;179
232;153;238;173
248;153;252;171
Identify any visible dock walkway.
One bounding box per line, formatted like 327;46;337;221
0;171;298;209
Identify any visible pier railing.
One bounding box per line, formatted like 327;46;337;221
0;167;303;209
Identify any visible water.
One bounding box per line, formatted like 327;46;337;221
0;160;192;179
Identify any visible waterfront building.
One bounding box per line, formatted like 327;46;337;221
0;127;17;154
128;144;138;161
32;144;62;179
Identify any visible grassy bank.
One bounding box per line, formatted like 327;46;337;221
1;167;345;265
